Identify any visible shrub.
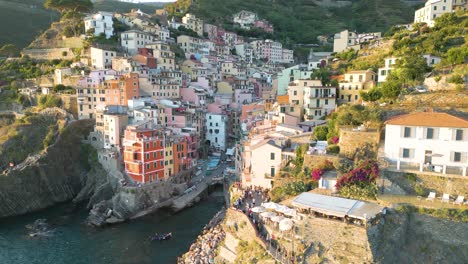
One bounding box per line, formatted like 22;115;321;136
414;184;427;196
405;173;417;182
447;74;464;84
327;145;340;154
339;184;378;200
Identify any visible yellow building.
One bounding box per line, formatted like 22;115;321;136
338;70;376;104
164;136;174;179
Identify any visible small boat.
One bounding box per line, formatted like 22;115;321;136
150;232;172;241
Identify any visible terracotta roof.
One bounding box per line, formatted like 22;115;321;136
385;112;468;128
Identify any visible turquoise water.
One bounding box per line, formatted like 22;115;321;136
0;190;224;264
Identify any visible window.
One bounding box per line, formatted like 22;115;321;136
270;167;275;177
325;99;328;105
455;129;463;141
270;153;275;160
293;91;297;96
290;107;294;112
453;152;461;162
433;6;437;10
381;70;386;76
146;153;150;159
426;128;434;139
153;152;157;158
403;127;412;138
402;148;411;158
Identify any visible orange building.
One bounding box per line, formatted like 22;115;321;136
122;121;165;183
105;73;139;106
173;136;189;175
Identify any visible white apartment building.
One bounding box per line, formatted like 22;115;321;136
182;13;204;36
177;35;213;56
303;85;337;120
414;0;453;27
333;30;360;53
90;47;117;69
103;112;128;149
84;12;114;39
251;39;283;63
282;49;294;64
121;30;157;55
378;57;398;83
307;51;333;70
235;43;254;63
206;113;227;151
384;112;468;176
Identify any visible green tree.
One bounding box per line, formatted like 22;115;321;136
310;67;331;85
313;126;328;140
381;75;403;99
44;0;93;14
446;46;468;65
360;88;382;102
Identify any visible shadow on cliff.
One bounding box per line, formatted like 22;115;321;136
368;208;468;264
0;119;106;218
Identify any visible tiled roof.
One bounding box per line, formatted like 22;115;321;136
385;112;468;128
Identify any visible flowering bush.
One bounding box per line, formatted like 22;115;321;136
311;168;324;181
331;136;339;144
336;159;379;190
311;160;334;181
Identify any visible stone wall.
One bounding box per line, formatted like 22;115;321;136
59;94;78;118
339;128;381;158
384;170;468;195
22;48;75;60
303;154;342;169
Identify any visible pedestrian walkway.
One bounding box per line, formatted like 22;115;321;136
231;185;298;264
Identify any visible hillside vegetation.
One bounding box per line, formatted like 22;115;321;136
169;0;423;46
0;0;163;49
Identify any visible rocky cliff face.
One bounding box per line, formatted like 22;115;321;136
0;120;106;218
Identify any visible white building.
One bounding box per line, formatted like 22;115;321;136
384;112;468;176
307;50;333;70
90;47;117;69
235;43;254;63
303;84;337;121
233;10;257;29
102;112;128;149
121;30;157;55
251;39;283;63
206;113;227;151
423;54;442;66
84;12;114;39
378;57;398;83
414;0;453;27
282;49;294;64
333;30;360;53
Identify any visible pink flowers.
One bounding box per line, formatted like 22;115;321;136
336;160;379;190
311;168;324;181
331;136;339;144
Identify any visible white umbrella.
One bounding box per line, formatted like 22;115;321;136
279;218;293;231
275;205;290;213
251;206;266;213
270;215;286;223
283;208;297;217
261;202;279;210
260;212;277;219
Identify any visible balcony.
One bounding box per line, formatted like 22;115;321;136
308;94;335;99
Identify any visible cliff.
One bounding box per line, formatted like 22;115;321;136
0;119;107;218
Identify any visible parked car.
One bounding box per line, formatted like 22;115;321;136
415;86;427;93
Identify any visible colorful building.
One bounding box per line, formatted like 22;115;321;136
105;73;140;106
122;121;165;183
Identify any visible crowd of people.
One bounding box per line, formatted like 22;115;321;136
231;184;298;264
178;225;225;264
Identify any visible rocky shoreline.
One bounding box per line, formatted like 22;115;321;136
178;209;227;264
